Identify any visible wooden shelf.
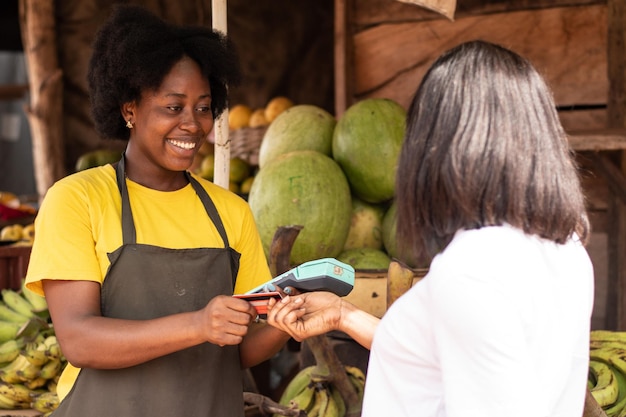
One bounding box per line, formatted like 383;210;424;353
568;129;626;151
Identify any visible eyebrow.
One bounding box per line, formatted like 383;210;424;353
163;92;212;100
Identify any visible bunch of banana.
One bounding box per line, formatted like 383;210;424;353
588;330;626;416
0;283;65;414
273;364;365;417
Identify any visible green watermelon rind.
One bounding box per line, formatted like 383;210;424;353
248;150;352;265
258;104;337;169
332;98;406;204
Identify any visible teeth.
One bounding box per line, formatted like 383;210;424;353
168;139;196;150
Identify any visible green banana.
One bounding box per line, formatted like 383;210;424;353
281;365;316;402
0;339;24;364
16;358;42;381
592;330;626;344
0;381;33;403
22;341;49;366
605;364;626;416
0;390;29;409
24;375;48;390
0;321;21;344
328;385;346;417
0;303;30;324
21;278;48;313
288;383;316;412
30;391;60;414
38;357;63;380
345;365;365;402
1;289;35;319
323;385;343;417
589;359;619;408
310;386;330;417
43;335;63;360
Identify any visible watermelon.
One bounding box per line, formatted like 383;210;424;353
382;200;427;268
342;197;387;251
258;104;336;168
248;150;352;265
332;98;406;203
337;247;391;271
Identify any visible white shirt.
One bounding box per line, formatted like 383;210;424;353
362;224;594;417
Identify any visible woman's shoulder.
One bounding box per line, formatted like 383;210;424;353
46;165;117;203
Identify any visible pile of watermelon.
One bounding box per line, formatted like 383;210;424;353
248;98;425;270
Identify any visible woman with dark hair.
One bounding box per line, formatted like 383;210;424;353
268;40;594;417
25;5;290;416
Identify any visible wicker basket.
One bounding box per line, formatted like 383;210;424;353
230;126;267;167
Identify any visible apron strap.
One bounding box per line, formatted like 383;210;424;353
115;154;230;248
115;155;136;245
187;173;230;248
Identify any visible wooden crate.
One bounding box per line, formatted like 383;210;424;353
343;268;427;318
0;245;31;291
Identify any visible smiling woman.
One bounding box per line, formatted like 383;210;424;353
23;4;292;416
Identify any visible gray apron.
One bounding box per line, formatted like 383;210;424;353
52;157;244;416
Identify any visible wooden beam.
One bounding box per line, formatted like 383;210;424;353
568;129;626;151
605;0;626;330
0;84;28;101
19;0;66;203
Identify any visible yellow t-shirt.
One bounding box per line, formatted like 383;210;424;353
25;164;271;400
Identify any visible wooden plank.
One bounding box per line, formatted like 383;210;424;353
353;0;602;27
568;129;626;151
0;84;28;101
334;0;352;116
351;5;607;109
606;0;626;331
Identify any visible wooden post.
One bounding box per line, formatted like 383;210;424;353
18;0;66;203
606;0;626;330
212;0;230;190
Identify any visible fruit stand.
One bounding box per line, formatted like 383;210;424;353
3;0;626;416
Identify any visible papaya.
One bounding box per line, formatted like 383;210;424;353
332;98;406;203
75;149;122;172
258;105;336;168
343;197;386;251
248;150;352;265
382;200;428;269
337;247;391;271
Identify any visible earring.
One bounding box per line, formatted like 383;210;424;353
126;120;134;129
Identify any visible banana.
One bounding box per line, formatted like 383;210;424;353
43;335;63;360
20;278;48;313
0;321;21;344
345;365;365;400
0;355;32;384
306;387;324;417
278;365;316;405
30;391;60;414
328;385;346;417
24;376;48;390
605;364;626;417
16;358;42;381
1;289;35;319
38;357;63;380
323;385;343;417
0;302;30;325
288;383;316;412
0;391;17;409
22;341;49;366
0;381;33;403
0;339;22;363
592;330;626;343
589;359;620;408
311;386;331;417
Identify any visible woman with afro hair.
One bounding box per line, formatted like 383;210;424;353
25;5;290;416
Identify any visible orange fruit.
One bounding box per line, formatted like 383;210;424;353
228;104;253;130
264;96;294;123
248;108;269;128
